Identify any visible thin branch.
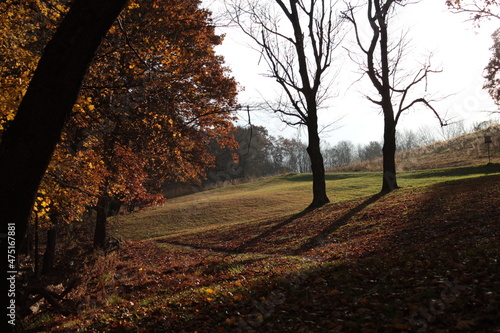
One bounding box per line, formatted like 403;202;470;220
396;98;446;127
117;16;149;69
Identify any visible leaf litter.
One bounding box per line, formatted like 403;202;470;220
31;175;500;332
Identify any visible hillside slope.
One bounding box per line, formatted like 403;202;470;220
35;173;500;332
334;124;500;172
398;124;500;170
111;164;500;242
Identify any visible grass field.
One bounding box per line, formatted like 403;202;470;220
111;163;500;242
31;163;500;332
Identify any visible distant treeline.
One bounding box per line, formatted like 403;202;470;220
202;120;498;185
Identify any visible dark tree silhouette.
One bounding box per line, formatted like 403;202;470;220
0;0;127;328
228;0;344;208
343;0;445;192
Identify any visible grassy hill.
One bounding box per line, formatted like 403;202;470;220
30;163;500;332
334;124;500;172
398;124;500;170
110;163;500;242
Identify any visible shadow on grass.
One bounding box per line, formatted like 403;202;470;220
293;192;386;255
155;238;242;255
159;193;388;256
389;174;500;250
400;162;500;179
279;172;376;182
235;208;312;253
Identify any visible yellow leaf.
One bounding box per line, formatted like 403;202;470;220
88;104;95;111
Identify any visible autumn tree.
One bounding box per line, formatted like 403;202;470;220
484;28;500;109
446;0;500;21
0;0;108;271
80;0;238;248
1;0;238;256
0;0;128;329
0;1;63;132
342;0;444;192
447;2;500;113
36;140;106;273
227;0;344;208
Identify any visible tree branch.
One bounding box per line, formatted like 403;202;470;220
396;97;446;127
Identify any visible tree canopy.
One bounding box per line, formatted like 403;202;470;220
0;0;239;248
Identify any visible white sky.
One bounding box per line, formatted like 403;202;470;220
205;0;499;146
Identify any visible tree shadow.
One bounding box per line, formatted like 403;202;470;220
235;208;313;253
293;192;386;255
401;162;500;179
155;239;242;255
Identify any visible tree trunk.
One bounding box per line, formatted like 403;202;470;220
94;195;110;249
381;111;398;192
42;222;58;275
0;1;127;328
0;0;127;250
306;120;330;209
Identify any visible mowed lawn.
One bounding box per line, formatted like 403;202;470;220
111;163;500;242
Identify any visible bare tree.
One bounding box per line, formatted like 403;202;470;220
342;0;445;192
335;140;355;165
396;128;420;151
226;0;344;208
417;125;438;146
322;140;355;168
358;140;383;161
440;120;467;140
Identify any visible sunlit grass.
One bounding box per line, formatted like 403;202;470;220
37;170;500;332
111;163;500;242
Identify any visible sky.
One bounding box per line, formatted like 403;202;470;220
205;0;499;146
